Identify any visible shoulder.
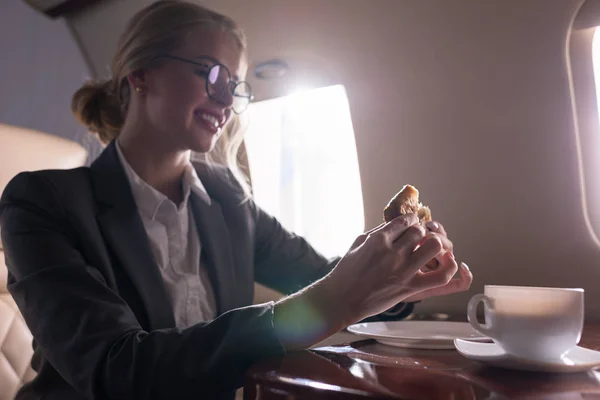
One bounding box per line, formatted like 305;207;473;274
0;168;92;218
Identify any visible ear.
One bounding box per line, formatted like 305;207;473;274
126;69;146;90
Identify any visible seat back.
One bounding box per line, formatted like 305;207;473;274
0;251;36;400
0;124;88;398
0;123;88;191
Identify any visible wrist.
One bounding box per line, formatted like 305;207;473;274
273;277;349;351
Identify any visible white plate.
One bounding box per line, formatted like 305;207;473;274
454;339;600;373
347;321;490;349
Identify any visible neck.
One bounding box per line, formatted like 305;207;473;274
117;121;191;205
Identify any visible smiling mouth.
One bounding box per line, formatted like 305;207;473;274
194;109;223;133
200;112;219;128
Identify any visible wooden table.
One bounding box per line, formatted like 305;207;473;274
245;325;600;399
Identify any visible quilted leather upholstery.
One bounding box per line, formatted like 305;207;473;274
0;124;87;399
0;251;35;400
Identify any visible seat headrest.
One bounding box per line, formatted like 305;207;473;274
0;123;88;197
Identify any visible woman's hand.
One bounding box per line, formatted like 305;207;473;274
273;215;472;350
425;220;453;253
403;221;472;302
320;214;463;325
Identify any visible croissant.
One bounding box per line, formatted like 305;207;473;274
384;184;439;269
383;184;431;224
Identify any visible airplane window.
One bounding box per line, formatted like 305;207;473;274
244;85;365;258
578;25;600;247
594;28;600;131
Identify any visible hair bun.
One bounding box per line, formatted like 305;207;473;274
71;79;124;144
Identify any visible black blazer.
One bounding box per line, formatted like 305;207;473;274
0;141;413;400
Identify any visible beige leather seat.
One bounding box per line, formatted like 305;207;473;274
0;123;87;400
0;251;36;400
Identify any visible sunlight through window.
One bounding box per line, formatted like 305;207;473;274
244;85;364;258
579;27;600;247
593;28;600;127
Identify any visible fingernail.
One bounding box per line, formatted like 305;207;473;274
460;262;469;271
426;221;439;231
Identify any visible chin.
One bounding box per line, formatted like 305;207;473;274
188;129;220;153
188;140;215;154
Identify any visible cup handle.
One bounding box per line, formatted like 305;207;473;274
467;293;495;338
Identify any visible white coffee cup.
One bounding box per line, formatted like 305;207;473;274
467;285;584;361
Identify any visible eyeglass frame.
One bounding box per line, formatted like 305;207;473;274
151;54;254;114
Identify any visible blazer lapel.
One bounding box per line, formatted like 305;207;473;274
190;194;236;314
90;142;175;330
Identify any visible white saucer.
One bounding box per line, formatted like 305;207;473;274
347;321;490;349
454;339;600;373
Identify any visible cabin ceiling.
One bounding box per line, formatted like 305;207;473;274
68;0;530;101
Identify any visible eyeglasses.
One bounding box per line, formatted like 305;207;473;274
154;54;254;114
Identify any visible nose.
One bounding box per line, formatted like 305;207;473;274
213;86;234;109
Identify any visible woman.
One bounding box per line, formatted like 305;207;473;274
0;1;472;399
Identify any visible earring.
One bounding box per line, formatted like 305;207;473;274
135;87;144;94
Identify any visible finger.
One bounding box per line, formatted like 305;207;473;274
411;251;459;290
426;220;447;237
418;231;452;270
456;262;473;289
422;258;440;272
405;234;443;275
438;234;453;252
407;262;472;301
424;259;471;290
392;224;426;254
421;232;453;252
377;213;419;244
365;223;385;234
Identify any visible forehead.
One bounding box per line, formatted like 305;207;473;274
179;27;246;80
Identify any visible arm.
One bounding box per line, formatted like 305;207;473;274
0;173;285;399
249;198;339;295
248;199;414;322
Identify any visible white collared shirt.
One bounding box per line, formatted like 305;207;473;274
116;142;217;328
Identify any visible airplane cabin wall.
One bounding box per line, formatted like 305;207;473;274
66;0;600;320
0;1;102;163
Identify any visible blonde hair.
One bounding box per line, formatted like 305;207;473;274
71;0;251;194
